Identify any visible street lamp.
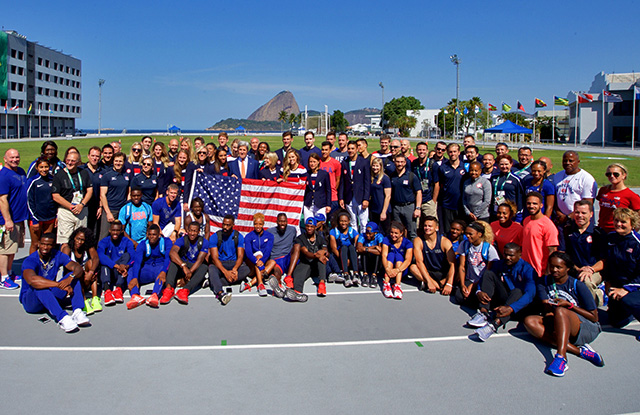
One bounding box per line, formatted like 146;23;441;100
98;79;105;134
379;82;385;132
450;54;460;138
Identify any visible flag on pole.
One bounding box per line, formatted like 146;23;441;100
535;98;547;108
554;96;569;106
488;103;497;111
192;175;306;234
27;104;32;114
3;102;6;114
475;106;480;113
443;109;448;115
578;93;594;103
463;107;469;115
517;101;525;112
9;105;19;111
502;102;511;112
635;86;640;100
455;107;462;116
48;108;53;114
603;91;623;103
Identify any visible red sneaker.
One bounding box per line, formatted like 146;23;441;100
126;294;145;310
104;289;116;306
160;286;175;304
317;281;326;297
146;293;159;308
175;288;189;305
284;275;294;289
112;287;124;303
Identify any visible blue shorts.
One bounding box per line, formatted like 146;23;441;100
273;254;291;275
386;252;408;276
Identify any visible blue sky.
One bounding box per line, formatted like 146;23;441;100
4;0;639;129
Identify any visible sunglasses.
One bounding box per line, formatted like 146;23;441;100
198;151;207;155
142;163;153;166
436;148;446;152
132;148;142;152
605;172;621;178
390;145;400;149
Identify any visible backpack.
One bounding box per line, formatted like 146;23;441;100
465;241;491;264
179;236;204;260
216;230;239;257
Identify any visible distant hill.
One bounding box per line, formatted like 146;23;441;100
247;91;300;121
207;118;282;131
345;108;380;125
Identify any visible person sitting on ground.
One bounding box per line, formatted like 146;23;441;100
20;233;90;333
127;224;173;310
381;221;414;300
455;221;499;306
97;221;135;306
602;208;640;339
152;183;182;242
61;227;100;315
410;216;455;295
447;219;467;259
119;188;153;248
183;197;210;238
356;222;384;289
207;215;249;305
524;251;604;377
243;213;274;297
329;210;361;287
468;243;537;341
264;213;297;297
161;221;210;305
490;201;523;257
284;217;329;301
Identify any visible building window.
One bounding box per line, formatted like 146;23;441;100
613;101;634;116
53;63;58;70
10;49;17;58
37;57;43;66
66;92;70;99
37;72;42;80
45;74;50;82
18;84;24;92
65;79;69;86
18;51;24;60
45;88;50;96
18;67;24;76
45;60;50;68
38;87;42;95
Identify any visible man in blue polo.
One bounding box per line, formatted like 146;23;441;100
432;143;466;234
389;154;422;240
299;131;322;169
339;141;371;233
208;215;249;305
0;149;28;289
152;183;182;242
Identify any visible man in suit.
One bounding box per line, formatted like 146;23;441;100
338;141;371;234
229;141;259;180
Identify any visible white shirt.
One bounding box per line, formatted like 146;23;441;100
553;169;598;215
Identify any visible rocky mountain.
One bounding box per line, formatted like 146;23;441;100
247;91;300;121
207;118;282;131
344;108;380;125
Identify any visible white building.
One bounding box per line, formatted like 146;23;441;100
405;109;440;137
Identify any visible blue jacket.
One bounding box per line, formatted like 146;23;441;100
338;156;371;205
304;169;332;209
604;230;640;289
489;258;537;314
26;175;57;222
244;230;274;265
229;157;260;180
97;236;136;268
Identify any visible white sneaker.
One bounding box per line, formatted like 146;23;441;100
383;282;393;298
71;308;90;327
467;312;489;328
393;285;403;300
58;315;79;333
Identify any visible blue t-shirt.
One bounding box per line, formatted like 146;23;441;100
0;166;29;224
536;275;596;311
522;177;555;216
174;235;209;263
152;197;181;229
436;160;467;210
20;250;71;301
382;236;413;261
101;169;132;211
209;231;245;262
118;201;153;243
357;232;384;247
330;227;359;248
370;175;391;214
131;173;158;206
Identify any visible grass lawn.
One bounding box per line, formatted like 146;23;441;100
1;135;639;186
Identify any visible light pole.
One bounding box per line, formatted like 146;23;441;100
450;54;460;138
379;82;384;132
98;79;105;134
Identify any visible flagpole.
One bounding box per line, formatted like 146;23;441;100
574;93;578;146
602;89;605;148
29;113;32;139
633;87;637;151
38;110;41;138
16;110;20;140
48;111;51;137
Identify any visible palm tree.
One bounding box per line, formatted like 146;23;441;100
288;113;297;131
278;110;288;132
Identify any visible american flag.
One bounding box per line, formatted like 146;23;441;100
192;174;305;234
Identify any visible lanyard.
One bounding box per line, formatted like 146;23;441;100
415;161;428;182
494;173;513;197
64;168;83;192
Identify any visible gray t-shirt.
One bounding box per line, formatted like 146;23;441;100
457;239;500;283
268;225;297;259
462;176;492;219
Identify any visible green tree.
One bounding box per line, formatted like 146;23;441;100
395;115;418;137
278;110;288;132
331;110;349;133
288;113;297;131
437;99;458;138
382;96;424;130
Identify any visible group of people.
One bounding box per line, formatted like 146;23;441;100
0;131;639;378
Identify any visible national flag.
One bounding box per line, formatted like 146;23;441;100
463;107;469;115
475;105;480;114
635;86;640;100
535;98;547;108
3;102;6;114
9;105;19;111
192;175;305;234
502;102;511;112
577;93;594;104
48;108;53;114
27;104;32;114
455;107;462;115
554;96;569;106
488;103;497;111
443;109;448;114
517;101;525;112
603;91;623;103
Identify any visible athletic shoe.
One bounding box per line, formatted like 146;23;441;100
284;275;294;289
383;282;393;298
0;277;19;290
58;315;78;333
393;285;403;300
369;275;378;289
202;279;210;289
257;284;267;297
579;344;605;367
240;281;252;293
317;281;326;297
112;287;124;303
361;274;369;287
327;273;339;283
104;290;116;306
475;323;496;341
217;292;232;305
146;293;160;308
160;286;175;304
597;283;608;307
83;298;94;316
91;296;102;312
352;272;361;287
268;275;285;298
71;308;90;327
175;288;189;305
545;354;568;377
344;274;353;288
333;273;345;283
126;294;145;310
467;312;489;328
11;272;21;281
285;288;308;302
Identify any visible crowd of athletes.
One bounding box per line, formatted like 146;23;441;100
0;130;639;377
